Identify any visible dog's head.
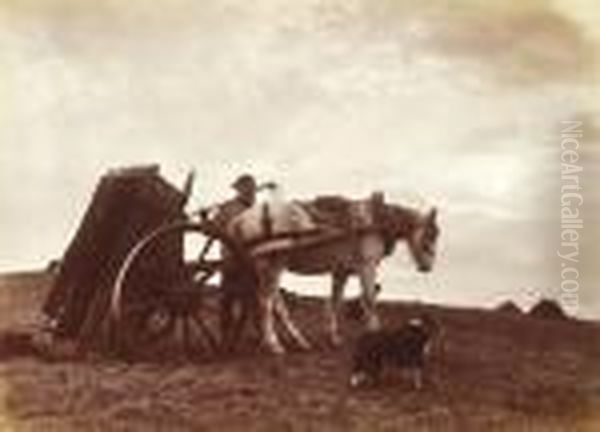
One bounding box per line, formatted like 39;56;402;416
407;312;442;355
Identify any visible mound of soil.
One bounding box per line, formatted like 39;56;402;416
495;300;522;315
529;299;568;321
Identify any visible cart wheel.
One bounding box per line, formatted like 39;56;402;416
110;221;248;360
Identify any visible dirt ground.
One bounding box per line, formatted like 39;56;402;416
0;272;599;431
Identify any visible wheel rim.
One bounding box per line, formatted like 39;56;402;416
110;221;239;359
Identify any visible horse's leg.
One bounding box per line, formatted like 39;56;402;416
256;260;285;354
328;270;349;346
358;260;381;331
273;290;311;350
263;295;284;354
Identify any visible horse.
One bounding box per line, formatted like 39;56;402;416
226;193;439;354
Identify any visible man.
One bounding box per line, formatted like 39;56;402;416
211;174;256;230
210;174;276;351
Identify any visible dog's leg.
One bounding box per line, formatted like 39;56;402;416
412;367;423;390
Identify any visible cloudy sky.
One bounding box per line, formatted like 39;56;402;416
1;0;598;317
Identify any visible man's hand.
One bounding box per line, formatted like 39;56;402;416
189;206;213;221
261;181;278;191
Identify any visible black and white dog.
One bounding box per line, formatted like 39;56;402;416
349;314;440;389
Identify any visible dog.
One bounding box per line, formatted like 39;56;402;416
349;314;440;389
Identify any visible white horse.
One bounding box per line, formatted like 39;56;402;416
227;193;439;354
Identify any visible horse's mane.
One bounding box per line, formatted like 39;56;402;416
301;195;422;258
377;203;421;257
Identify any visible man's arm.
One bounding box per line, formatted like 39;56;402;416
257;181;278;192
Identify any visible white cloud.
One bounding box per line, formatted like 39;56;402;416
0;0;597;317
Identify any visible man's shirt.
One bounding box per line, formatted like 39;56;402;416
212;196;252;231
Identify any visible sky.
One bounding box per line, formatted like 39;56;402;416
1;0;598;318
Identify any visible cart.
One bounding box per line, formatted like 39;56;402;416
108;214;264;359
41;166;260;360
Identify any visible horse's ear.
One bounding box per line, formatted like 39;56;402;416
428;207;437;222
371;191;385;205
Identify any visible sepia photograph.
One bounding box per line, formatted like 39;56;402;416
0;0;599;430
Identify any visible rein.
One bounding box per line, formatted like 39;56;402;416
241;225;383;253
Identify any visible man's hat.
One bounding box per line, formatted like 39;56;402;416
231;174;257;192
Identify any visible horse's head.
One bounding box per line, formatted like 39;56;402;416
374;200;439;272
407;207;439;273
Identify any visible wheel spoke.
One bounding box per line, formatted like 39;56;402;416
122;297;159;318
194;268;217;287
190;259;221;277
197;237;215;261
182;316;193;356
138;310;176;346
190;311;218;352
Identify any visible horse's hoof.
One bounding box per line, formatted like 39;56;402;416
328;333;343;348
271;346;285;355
366;316;381;331
263;342;285;355
296;339;312;351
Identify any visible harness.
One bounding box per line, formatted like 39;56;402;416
260;203;274;239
